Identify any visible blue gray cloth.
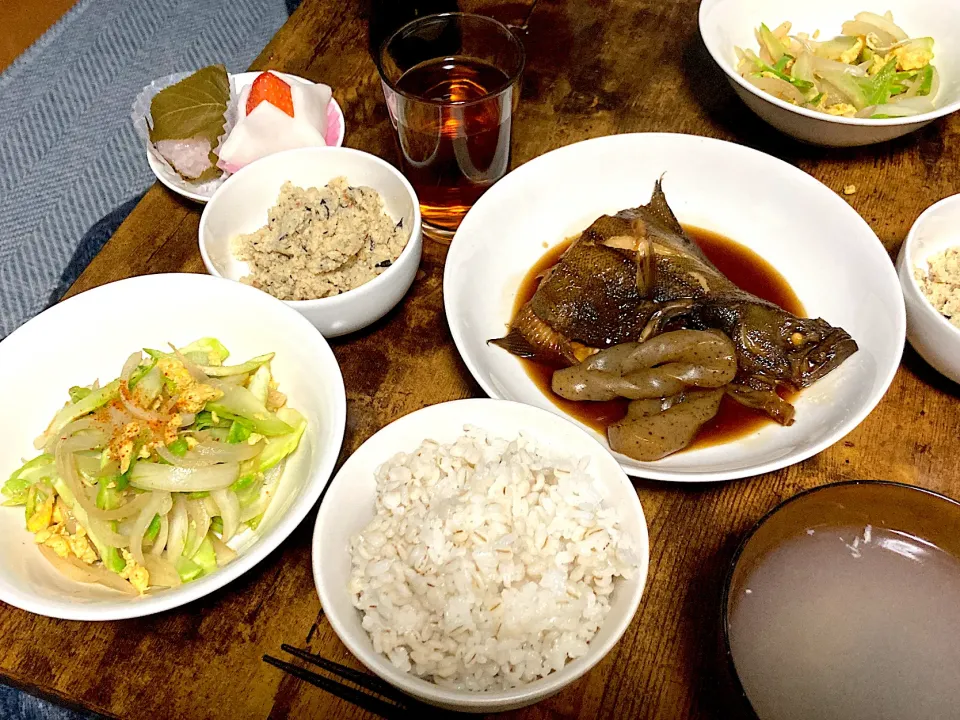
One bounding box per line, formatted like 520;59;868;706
0;0;297;338
0;0;297;715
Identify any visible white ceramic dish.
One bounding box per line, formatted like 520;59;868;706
897;193;960;384
699;0;960;146
312;398;649;713
0;274;346;620
199;146;423;338
147;71;346;203
445;133;905;482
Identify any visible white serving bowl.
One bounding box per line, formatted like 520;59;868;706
312;398;649;713
897;193;960;384
147;71;347;204
445;133;905;482
699;0;960;146
0;274;346;620
199;146;423;338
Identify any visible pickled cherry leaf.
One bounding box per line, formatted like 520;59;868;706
149;64;230;180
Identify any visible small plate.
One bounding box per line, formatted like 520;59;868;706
444;133;905;483
146;71;345;204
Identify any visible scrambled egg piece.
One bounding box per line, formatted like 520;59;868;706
26;495;54;533
893;44;933;72
119;549;150;594
156;357;223;414
34;523;98;564
869;53;892;75
825;103;857;117
839;37;864;65
109;420;142;474
843;184;857;196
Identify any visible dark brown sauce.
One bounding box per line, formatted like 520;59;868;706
514;225;805;452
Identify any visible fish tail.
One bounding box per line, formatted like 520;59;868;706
644;177;687;237
488;329;538;358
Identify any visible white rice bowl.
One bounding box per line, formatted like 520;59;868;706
348;428;638;691
313;399;649;713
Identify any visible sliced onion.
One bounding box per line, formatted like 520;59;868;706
853;11;907;41
211;489;240;542
151;514;169;556
87;515;130;547
130;462;239;492
184;498;210;559
120;352;142;382
56;439;110;522
178;413;196;428
929;66;940;100
157;440;264;468
142;555;181;588
165;495;188;563
119;382;168;423
96;492;153;521
38;545;136;595
210;533;237;565
744;74;807;105
203;496;220;517
171;345;209;383
129;491;170;565
155;444;215;468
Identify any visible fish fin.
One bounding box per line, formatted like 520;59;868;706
634;221;656;297
488;329;538;358
726;384;796;426
643;177;687;237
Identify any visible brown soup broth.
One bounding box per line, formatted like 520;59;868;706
514;226;804;451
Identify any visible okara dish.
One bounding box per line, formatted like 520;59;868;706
914;246;960;329
348;429;638;691
490;181;858;462
2;338;306;595
735;12;937;119
233;178;410;301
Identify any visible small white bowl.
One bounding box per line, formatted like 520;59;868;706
0;273;346;620
147;71;346;204
699;0;960;146
445;133;905;482
312;398;649;713
897;194;960;383
199;146;423;338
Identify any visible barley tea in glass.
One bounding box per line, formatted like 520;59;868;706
377;12;525;241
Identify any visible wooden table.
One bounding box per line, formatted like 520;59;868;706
2;0;958;718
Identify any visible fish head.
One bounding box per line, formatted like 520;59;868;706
735;305;859;388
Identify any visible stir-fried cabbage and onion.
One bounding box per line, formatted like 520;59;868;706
2;339;306;595
736;11;938;119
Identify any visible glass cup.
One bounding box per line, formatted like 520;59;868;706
376;12;525;242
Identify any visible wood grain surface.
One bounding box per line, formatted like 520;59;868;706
3;0;959;718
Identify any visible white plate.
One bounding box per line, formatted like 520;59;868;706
313;398;649;712
147;71;346;204
0;274;346;620
444;133;905;482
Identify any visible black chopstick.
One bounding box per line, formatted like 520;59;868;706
279;643;401;699
263;654;408;719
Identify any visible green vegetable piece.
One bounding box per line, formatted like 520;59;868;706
193;535;217;575
68;386;92;403
174;556;204;583
230;475;256;493
148;66;230;183
206;385;294;437
186;491;210;499
128;360;157;389
178;338;230;365
247;364;271;405
25;486;38;522
43;380;121;444
199;353;274;378
102;545;126;574
166;437;190;457
96;479;122;511
211;516;224;535
758;23;787;62
247;514;264;531
259;408;307;471
3;454;54;506
144;514;162;543
114;471;131;491
861;58;899;106
227;419;253;445
917;65;934;96
745;49;813;92
772;54;791;73
193;411;224;431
